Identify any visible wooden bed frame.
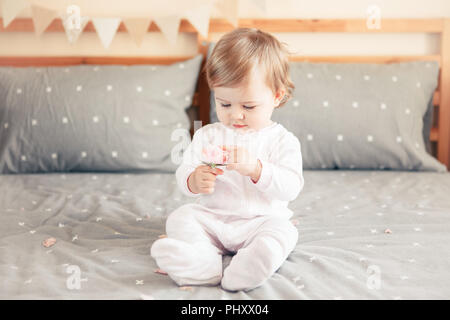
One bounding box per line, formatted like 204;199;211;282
0;18;449;170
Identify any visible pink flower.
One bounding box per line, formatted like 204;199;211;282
202;145;228;165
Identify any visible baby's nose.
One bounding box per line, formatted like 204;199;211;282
231;111;244;120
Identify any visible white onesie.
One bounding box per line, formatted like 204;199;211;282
151;121;304;291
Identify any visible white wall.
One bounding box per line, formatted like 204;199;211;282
0;0;449;56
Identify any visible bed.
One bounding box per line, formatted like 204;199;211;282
1;18;450;300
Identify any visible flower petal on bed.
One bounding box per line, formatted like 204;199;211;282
154;268;168;275
42;237;57;248
179;286;193;291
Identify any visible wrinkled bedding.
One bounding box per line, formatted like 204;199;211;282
1;170;450;299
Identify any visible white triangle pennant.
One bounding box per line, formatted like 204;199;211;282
60;13;89;45
153;15;181;46
184;0;212;38
31;5;59;36
249;0;267;14
214;0;239;27
92;17;121;49
1;0;29;28
123;18;151;47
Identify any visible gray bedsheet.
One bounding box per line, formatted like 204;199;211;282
1;170;450;299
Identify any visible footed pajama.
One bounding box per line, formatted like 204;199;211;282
151;203;298;291
151;121;304;291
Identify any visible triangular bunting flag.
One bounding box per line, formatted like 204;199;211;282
123;18;151;47
92;17;121;49
60;13;89;45
214;0;239;27
184;0;212;38
31;5;59;36
153;15;181;46
1;0;29;28
249;0;267;14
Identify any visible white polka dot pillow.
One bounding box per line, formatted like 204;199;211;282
212;61;446;171
272;61;446;171
0;55;202;173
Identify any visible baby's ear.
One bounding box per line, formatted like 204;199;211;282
274;89;286;106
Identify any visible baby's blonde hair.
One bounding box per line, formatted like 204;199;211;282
204;28;294;107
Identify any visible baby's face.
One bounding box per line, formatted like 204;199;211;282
213;65;284;132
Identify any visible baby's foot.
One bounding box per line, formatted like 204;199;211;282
151;238;222;286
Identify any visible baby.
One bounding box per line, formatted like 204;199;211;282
151;28;304;292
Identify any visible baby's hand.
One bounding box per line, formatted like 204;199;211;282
187;165;224;194
222;145;261;181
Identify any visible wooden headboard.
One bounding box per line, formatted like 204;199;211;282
1;18;449;170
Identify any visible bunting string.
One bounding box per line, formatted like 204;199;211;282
0;0;266;48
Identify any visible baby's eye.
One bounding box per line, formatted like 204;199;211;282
243;105;255;110
220;103;231;108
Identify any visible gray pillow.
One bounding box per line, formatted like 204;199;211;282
0;55;203;173
209;61;445;172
